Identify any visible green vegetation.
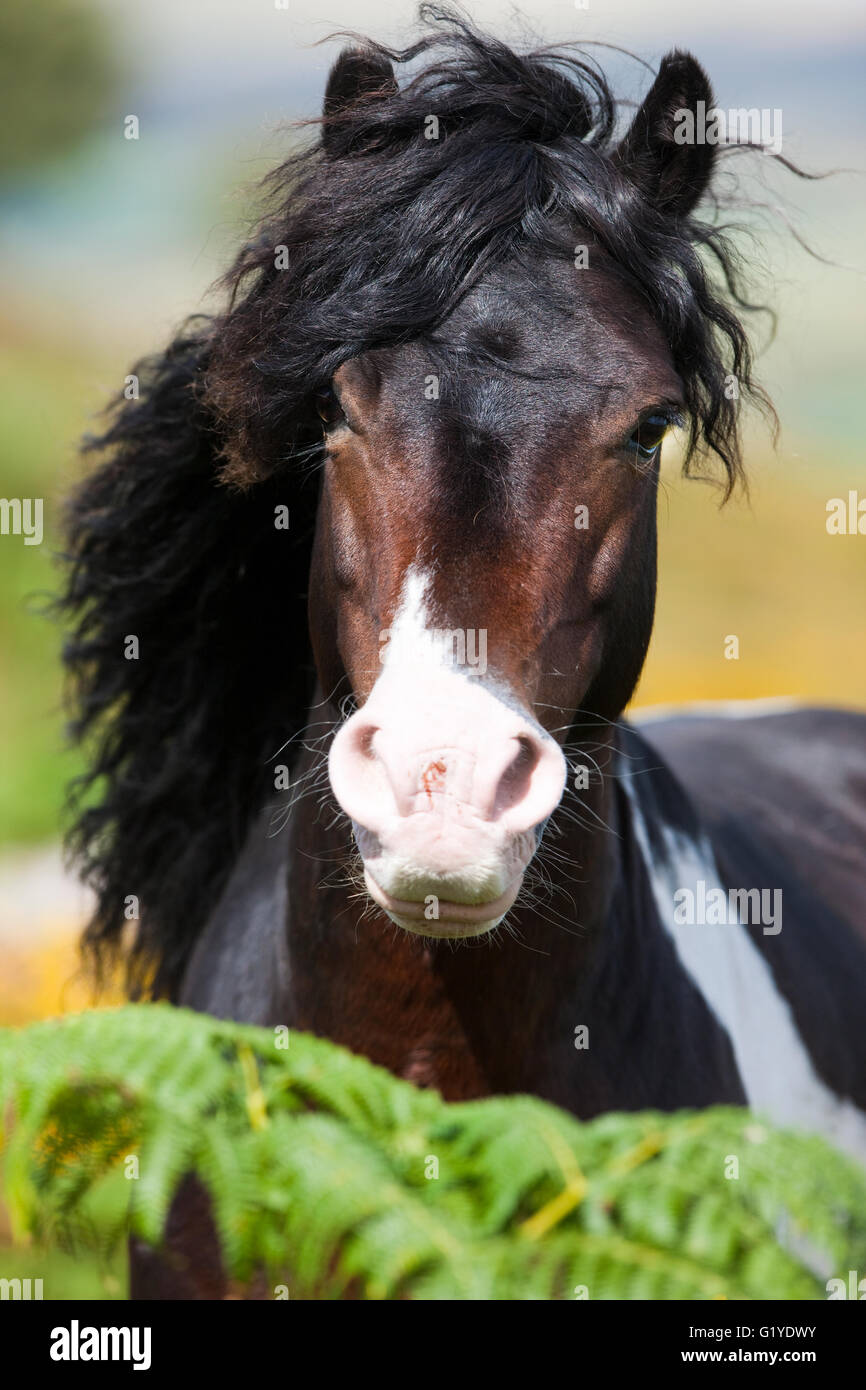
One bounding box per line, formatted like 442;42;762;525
0;332;100;844
0;0;118;180
2;1004;864;1299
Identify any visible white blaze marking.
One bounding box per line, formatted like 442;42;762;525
379;566;437;672
623;777;866;1164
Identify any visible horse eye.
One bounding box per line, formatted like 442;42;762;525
626;413;673;461
315;386;347;430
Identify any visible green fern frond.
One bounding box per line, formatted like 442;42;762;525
1;1005;864;1299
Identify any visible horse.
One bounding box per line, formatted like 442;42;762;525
61;8;866;1298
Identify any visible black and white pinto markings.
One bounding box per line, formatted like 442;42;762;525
61;10;866;1296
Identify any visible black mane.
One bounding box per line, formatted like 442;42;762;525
62;3;784;996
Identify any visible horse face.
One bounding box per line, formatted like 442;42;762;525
315;252;682;936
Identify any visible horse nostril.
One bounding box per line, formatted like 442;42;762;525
355;722;379;760
516;733;540;768
329;716;397;829
493;735;541;816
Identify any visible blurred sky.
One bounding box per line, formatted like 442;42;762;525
1;0;864;460
111;0;866;145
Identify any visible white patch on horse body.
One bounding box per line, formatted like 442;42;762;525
623;778;866;1164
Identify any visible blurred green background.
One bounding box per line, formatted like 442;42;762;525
0;0;863;1301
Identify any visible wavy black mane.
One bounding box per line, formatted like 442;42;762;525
62;4;790;997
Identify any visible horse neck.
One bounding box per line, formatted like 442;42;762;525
284;715;637;1109
178;706;745;1117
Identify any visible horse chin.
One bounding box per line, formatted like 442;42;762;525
363;867;521;940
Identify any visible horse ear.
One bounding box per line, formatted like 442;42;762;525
614;51;715;217
322;47;398;155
